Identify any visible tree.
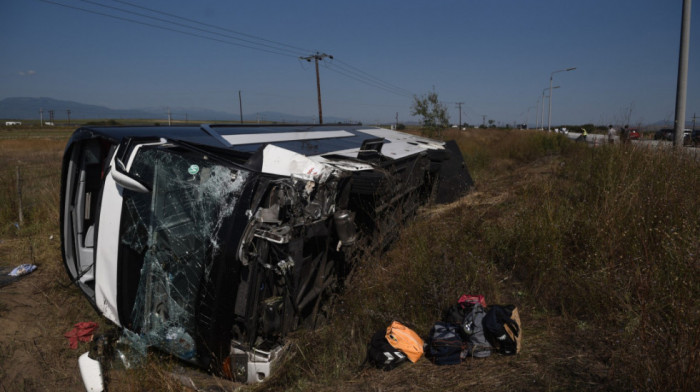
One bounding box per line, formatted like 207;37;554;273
619;102;635;127
411;91;449;137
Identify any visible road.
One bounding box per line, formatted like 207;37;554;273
562;131;700;158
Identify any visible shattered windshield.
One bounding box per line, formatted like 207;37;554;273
117;145;249;361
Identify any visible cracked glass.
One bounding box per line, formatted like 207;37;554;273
118;145;249;361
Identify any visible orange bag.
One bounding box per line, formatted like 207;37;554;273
385;321;424;362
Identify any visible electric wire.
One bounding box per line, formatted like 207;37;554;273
107;0;413;96
76;0;304;57
38;0;302;58
323;64;413;98
325;61;413;97
110;0;313;54
38;0;417;99
332;59;414;97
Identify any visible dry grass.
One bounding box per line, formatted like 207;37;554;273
1;127;697;391
257;130;699;391
0;127;102;391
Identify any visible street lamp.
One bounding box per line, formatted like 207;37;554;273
540;86;559;130
547;67;576;131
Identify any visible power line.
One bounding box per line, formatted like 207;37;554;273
325;63;414;97
323;64;413;98
77;0;305;57
331;59;414;96
38;0;302;58
107;0;414;97
110;0;313;54
39;0;416;100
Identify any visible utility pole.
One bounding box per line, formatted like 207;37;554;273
395;112;399;129
456;102;464;128
66;109;71;126
49;110;55;124
167;108;172;126
541;86;559;130
300;52;333;124
238;90;243;123
482;115;486;127
673;0;692;147
40;108;44;128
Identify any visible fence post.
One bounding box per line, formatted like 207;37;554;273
16;166;23;226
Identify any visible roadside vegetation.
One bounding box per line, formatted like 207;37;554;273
259;128;698;391
0;126;697;391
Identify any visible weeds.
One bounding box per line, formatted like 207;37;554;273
260;131;699;391
1;128;697;391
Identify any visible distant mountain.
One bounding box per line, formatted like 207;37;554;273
244;111;356;124
648;119;695;129
0;97;233;121
0;97;355;124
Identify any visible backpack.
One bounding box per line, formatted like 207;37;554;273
385;321;424;363
426;322;465;365
458;294;487;308
366;329;408;370
462;303;491;358
444;294;487;325
443;304;467;325
483;305;522;355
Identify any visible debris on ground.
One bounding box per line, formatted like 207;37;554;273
8;264;37;277
65;322;99;349
0;264;38;288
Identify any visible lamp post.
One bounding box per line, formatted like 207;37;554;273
541;86;559;130
547;67;576;131
673;0;691;147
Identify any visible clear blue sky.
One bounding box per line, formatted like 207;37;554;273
2;0;699;126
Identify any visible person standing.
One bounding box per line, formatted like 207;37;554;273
621;125;630;144
607;125;617;144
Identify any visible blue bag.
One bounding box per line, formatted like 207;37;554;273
426;322;465;365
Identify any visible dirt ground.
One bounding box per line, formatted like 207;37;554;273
0;131;97;391
0;234;97;391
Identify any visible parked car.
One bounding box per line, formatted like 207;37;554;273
655;128;691;141
686;129;699;146
654;128;673;140
628;128;641;140
61;123;473;387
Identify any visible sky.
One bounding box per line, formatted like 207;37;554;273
1;0;699;126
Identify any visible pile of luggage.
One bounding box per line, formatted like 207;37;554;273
367;295;521;369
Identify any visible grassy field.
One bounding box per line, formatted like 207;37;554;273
0;126;697;391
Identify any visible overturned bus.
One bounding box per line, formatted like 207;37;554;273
60;124;472;387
